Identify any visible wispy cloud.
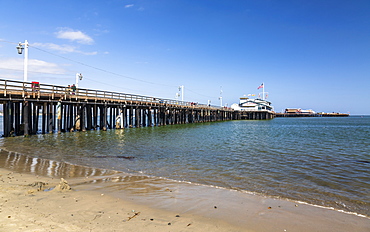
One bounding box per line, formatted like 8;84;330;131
0;58;67;76
34;43;76;53
29;59;67;74
93;27;109;36
33;42;97;55
125;4;134;8
55;28;94;45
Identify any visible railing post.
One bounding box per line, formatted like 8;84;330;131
4;80;7;97
22;82;26;98
52;85;55;99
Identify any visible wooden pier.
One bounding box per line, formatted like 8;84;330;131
239;110;275;120
0;79;241;137
275;113;349;117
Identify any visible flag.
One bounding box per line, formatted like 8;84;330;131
257;83;264;89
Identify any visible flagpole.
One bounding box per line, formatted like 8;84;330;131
262;83;265;100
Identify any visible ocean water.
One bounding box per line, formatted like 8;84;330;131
0;116;369;217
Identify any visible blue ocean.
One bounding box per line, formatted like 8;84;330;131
0;116;369;217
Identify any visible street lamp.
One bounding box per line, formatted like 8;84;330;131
178;85;184;101
16;40;29;82
219;86;223;107
76;73;83;88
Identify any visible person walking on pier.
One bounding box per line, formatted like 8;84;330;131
71;84;76;95
66;85;72;94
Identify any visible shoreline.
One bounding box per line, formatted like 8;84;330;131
0;151;369;231
1;147;368;219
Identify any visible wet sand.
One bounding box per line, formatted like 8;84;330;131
0;168;246;232
0;151;369;231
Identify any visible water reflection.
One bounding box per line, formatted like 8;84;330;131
0;148;178;197
0;149;119;178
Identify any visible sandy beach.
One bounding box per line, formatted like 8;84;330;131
0;158;369;232
0;168;243;232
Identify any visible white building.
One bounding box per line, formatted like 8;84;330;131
231;97;274;112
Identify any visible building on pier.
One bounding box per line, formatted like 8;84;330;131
275;109;349;117
230;97;275;120
231;97;274;112
230;83;275;120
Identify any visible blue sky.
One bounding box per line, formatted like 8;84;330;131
0;0;369;114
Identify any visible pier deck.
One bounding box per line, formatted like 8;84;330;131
275;113;349;117
0;79;238;137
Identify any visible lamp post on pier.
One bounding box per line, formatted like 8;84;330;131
219;86;223;107
178;85;184;102
76;73;83;88
16;40;29;82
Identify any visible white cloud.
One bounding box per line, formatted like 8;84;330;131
33;42;77;53
83;51;98;55
0;58;22;71
55;28;94;45
93;28;110;36
33;42;97;55
29;59;66;74
125;4;134;8
0;58;66;75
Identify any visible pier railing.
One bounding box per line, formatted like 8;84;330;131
0;79;228;110
0;79;239;137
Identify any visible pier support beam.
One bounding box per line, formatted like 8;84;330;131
23;101;30;136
